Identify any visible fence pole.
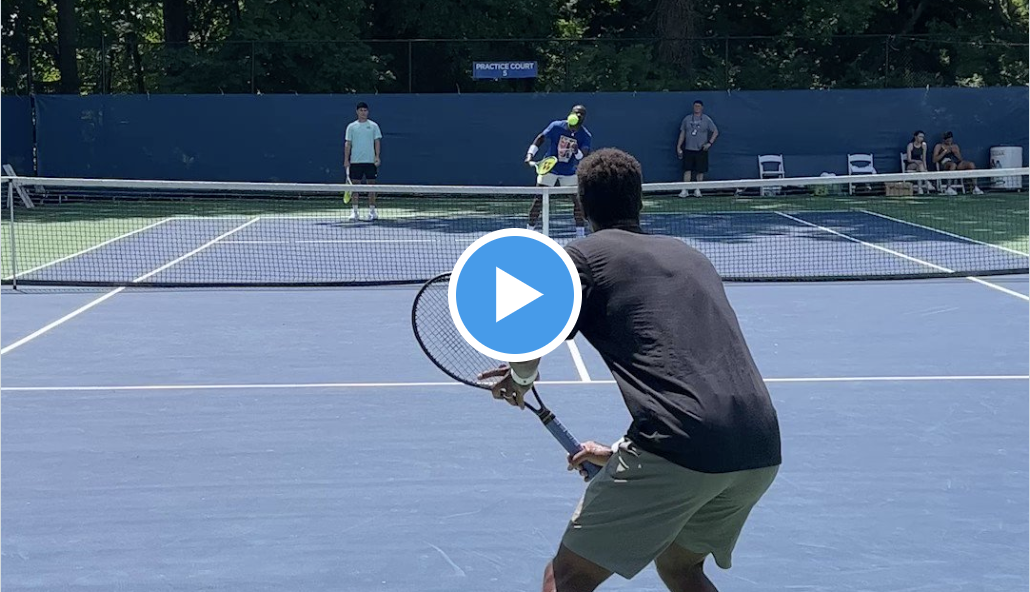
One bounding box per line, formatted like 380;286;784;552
883;36;890;88
724;36;730;90
8;182;18;289
26;42;33;94
101;33;106;93
251;42;257;94
407;41;413;93
563;43;570;91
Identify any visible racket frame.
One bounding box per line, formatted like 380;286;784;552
533;156;558;176
411;273;602;480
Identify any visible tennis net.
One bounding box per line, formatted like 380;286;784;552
2;168;1027;287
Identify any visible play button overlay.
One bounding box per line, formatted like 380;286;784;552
449;228;582;362
495;268;543;322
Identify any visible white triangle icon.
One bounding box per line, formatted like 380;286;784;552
496;267;544;322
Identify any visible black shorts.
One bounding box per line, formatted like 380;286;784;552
350;163;378;180
682;149;709;174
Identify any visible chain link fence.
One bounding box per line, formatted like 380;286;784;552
4;35;1027;95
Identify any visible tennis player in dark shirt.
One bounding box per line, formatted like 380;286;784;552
479;148;782;592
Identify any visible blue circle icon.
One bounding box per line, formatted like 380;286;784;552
448;229;582;362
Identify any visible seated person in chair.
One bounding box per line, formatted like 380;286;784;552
932;131;983;195
905;130;928;172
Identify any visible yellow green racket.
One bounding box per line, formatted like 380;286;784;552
532;156;558;176
343;170;352;204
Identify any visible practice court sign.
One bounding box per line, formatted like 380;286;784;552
472;61;538;79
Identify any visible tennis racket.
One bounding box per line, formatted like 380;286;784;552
530;156;558;176
411;273;602;480
343;169;352;204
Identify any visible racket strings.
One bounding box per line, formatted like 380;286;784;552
413;275;499;388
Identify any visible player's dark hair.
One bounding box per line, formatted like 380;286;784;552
577;148;643;228
356;102;369;110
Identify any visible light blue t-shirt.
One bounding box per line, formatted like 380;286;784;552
345;119;382;164
542;120;591;176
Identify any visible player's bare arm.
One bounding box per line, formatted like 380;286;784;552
705;127;719;150
525;134;546;164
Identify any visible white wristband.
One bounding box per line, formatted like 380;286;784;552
575;149;584;160
510;367;538;386
527;144;539;158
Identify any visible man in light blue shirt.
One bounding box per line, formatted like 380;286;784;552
344;102;383;221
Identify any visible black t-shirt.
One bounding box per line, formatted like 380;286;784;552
566;224;782;473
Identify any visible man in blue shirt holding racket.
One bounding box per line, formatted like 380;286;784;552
524;105;592;238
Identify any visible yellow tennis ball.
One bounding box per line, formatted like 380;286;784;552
566;113;580;126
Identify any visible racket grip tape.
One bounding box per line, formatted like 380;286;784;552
541;415;602;480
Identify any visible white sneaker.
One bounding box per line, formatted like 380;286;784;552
693;189;702;198
347;209;358;221
945;187;958;196
368;208;379;221
973;186;984;195
678;189;689;198
527;223;536;232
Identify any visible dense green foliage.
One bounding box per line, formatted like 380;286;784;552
2;0;1027;94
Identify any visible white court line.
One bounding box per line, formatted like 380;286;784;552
857;209;1030;258
0;217;261;355
964;276;1029;300
776;212;1030;302
0;288;126;355
1;374;1026;392
565;340;592;382
2;217;175;280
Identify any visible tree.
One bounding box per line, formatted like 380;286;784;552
162;0;187;44
55;0;80;92
1;0;1027;94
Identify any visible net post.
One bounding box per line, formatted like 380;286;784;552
7;180;17;289
541;188;550;237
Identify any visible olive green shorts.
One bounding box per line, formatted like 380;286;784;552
561;439;778;579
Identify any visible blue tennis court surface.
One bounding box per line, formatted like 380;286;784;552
10;209;1028;286
2;273;1026;592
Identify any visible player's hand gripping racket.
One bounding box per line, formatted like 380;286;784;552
529;156;558;176
411;273;601;480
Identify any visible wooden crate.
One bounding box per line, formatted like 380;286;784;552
885;181;913;197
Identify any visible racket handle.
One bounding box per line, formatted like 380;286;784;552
541;415;602;480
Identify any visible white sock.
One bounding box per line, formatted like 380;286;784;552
370;205;377;213
352;205;359;214
576;226;586;238
527;223;535;231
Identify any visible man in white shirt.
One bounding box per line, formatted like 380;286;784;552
344;102;383;221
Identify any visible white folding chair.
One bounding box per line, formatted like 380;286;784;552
900;152;928;195
935;161;965;195
1;164;35;208
757;155;785;196
847;154;877;195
